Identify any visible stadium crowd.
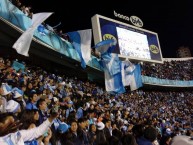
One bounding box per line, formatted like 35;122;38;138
1;0;193;145
141;60;193;80
0;56;193;145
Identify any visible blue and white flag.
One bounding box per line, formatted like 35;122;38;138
95;39;125;94
95;39;117;55
121;61;135;86
103;54;125;94
13;12;53;56
102;53;121;76
67;29;92;69
129;64;143;91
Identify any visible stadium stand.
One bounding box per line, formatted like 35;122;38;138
0;0;193;145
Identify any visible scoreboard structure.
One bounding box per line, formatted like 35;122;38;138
91;14;163;63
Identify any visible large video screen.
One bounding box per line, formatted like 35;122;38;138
91;14;163;63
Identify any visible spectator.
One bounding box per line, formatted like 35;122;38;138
88;124;97;145
25;90;38;110
0;109;58;144
37;98;48;125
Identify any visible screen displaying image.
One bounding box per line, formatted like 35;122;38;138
116;27;151;59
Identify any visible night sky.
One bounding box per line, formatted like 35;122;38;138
24;0;193;58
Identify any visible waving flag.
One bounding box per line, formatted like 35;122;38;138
102;53;120;76
129;64;143;91
13;12;53;56
95;39;125;94
67;29;92;68
95;39;117;55
121;61;135;86
103;53;125;93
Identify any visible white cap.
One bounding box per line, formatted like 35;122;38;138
66;83;72;88
97;122;105;130
53;97;58;102
13;90;22;98
6;100;20;113
1;83;12;95
166;128;172;135
124;120;128;125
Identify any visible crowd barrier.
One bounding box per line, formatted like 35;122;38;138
142;76;193;87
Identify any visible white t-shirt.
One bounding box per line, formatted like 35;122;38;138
0;119;52;145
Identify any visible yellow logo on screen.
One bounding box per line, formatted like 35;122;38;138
103;34;116;42
150;45;159;54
